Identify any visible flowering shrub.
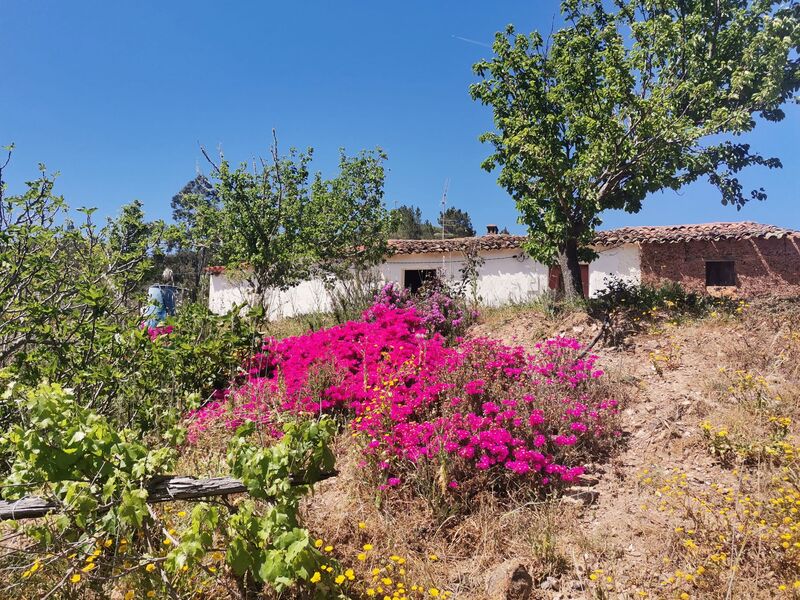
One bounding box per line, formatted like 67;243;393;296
145;325;173;341
366;281;475;341
186;301;620;497
639;463;800;597
307;528;452;598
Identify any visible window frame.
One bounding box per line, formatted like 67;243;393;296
402;268;437;293
705;260;737;287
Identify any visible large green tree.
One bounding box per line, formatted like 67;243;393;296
471;0;800;298
439;206;476;238
388;205;434;239
205;134;390;313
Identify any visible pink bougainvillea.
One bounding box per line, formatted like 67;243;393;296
185;299;620;493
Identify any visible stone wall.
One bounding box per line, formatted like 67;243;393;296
640;237;800;296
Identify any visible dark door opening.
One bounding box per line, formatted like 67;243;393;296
705;261;736;287
548;264;590;298
403;269;437;293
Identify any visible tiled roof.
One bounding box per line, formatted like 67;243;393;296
205;222;799;270
592;221;800;246
388;222;799;253
387;235;527;255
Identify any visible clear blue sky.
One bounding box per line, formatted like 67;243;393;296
2;1;798;233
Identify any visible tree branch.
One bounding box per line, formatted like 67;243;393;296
0;471;337;521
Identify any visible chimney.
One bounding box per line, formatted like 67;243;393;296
486;224;499;235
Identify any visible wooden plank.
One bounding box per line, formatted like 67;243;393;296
0;472;336;521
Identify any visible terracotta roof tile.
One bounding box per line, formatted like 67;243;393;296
205;222;799;270
387;235;527;255
592;221;800;246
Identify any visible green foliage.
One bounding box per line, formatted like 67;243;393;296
207;137;390;320
590;277;736;317
438;206;475;238
388;204;476;240
471;0;800;296
100;303;257;432
0;385;338;598
387;204;437;239
157;173;222;301
589;278;742;344
1;165;160;395
307;149;390;281
0;156;256;438
1;382;177;539
166;418;338;595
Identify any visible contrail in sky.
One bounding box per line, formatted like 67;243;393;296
451;35;492;48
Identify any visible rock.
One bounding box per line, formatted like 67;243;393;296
539;576;560;591
571;579;586;591
485;560;533;600
561;486;599;506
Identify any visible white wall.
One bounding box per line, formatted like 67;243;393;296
587;243;641;297
207;244;642;317
380;249;549;307
208;273;332;319
208;273;252;315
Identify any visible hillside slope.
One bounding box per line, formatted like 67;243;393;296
301;300;800;599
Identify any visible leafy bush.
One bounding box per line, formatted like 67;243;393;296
591;277;741;317
0;382;338;598
590;278;743;344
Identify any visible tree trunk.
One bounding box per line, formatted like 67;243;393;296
557;237;584;300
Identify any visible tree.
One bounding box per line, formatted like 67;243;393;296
387;205;439;239
170;173;217;226
204;133;391;315
471;0;800;298
161;174;221;300
306;149;391;321
308;149;390;278
204;137;315;308
388;205;424;239
106;200;163;305
438;207;475;238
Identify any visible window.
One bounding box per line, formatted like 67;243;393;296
548;264;590;298
705;261;736;287
403;269;437;293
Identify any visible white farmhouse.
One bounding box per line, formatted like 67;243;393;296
207;222;800;318
206;226;641;318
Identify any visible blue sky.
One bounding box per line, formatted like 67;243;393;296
2;1;798;233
